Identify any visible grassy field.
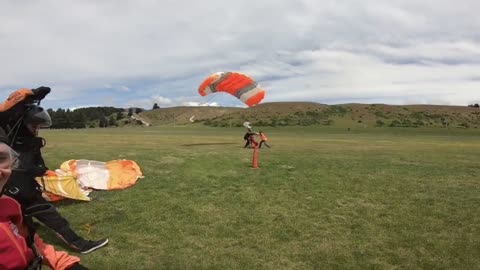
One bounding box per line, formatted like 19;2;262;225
36;126;480;269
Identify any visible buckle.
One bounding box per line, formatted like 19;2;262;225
8;187;19;195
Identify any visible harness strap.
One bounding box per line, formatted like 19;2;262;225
22;204;56;270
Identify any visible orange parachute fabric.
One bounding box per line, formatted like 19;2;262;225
62;159;143;190
198;72;266;107
37;159;143;202
38;171;91;201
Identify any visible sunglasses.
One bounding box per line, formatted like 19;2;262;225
0;144;20;170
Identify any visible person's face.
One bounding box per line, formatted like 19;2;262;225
0;143;18;193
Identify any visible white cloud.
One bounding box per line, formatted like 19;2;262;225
0;0;479;107
152;96;173;106
181;101;220;107
68;105;100;111
127;94;235;109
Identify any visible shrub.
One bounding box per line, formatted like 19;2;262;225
390;120;401;127
376;120;385;127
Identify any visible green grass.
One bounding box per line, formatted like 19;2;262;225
36;126;480;269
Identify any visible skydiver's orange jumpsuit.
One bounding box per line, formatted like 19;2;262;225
0;195;83;270
259;132;270;148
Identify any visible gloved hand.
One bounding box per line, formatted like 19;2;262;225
68;263;90;270
31;86;51;101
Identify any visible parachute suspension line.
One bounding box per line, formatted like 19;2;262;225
204;92;242;107
7;116;25;147
204;94;218;106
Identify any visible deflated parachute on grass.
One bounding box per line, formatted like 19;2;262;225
198;72;266;107
37;159;144;201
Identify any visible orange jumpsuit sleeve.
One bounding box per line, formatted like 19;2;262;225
34;234;81;270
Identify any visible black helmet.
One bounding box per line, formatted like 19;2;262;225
24;105;52;128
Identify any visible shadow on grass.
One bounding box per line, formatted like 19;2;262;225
35;226;76;252
52;199;87;207
36;194;110;252
180;142;238;146
50;190;108;207
36;220;108;254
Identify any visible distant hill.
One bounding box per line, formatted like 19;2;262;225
141;106;243;125
138;102;480;129
46;102;480;129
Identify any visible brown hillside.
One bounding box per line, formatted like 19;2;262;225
217;102;328;122
139;102;480;128
342;103;480;127
140;106;242;125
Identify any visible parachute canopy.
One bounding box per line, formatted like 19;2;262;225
37;159;143;201
198;72;266;107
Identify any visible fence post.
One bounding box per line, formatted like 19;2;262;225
252;142;259;169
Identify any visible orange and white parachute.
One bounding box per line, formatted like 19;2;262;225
198;72;266;107
37;159;143;201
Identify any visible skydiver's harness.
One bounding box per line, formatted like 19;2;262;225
12;136;47;163
3;101;50;207
7;135;52;270
23;203;56;270
6;136;48;201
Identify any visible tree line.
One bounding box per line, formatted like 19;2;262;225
46;107;144;129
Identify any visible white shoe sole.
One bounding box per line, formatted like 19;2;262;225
80;239;109;254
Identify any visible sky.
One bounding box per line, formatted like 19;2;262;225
1;0;479;110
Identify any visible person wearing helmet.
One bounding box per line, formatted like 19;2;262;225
0;87;109;254
24;104;53;133
1;127;90;270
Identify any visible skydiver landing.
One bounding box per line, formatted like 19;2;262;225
243;128;256;148
243;133;250;148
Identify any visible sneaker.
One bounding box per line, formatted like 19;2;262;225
73;238;109;254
